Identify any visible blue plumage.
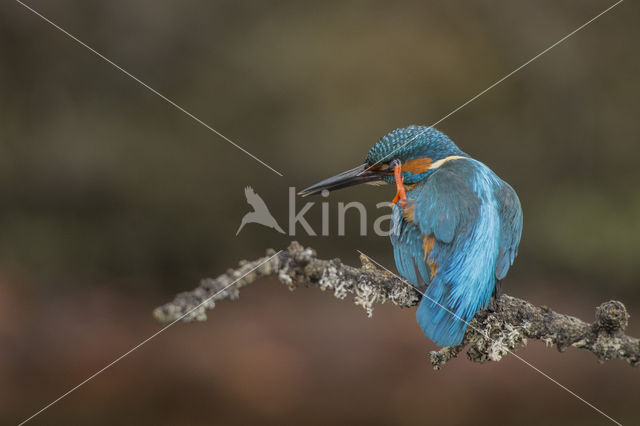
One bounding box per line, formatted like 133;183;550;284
392;159;521;345
376;127;523;346
300;125;523;347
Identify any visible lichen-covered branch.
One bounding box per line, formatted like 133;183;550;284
153;242;639;370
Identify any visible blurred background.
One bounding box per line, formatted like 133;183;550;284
1;0;638;424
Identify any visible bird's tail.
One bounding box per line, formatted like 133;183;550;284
416;295;471;347
415;275;494;347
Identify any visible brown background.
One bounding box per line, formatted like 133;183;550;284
1;1;638;425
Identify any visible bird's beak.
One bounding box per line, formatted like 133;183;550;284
298;163;386;197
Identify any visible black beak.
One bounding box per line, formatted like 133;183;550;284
298;163;386;197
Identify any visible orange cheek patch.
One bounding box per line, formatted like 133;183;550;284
402;157;433;174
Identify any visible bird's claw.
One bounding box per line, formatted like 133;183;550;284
392;163;408;205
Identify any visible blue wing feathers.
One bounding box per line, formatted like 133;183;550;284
391;159;522;347
391;208;430;286
495;182;523;280
411;168;480;243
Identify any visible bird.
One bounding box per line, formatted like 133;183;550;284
299;126;523;347
236;186;285;235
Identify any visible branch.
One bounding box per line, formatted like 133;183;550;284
153;242;639;370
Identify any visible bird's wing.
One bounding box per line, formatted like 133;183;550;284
494;182;523;280
390;207;432;288
244;186;269;211
391;165;482;290
410;166;481;244
393;161;502;346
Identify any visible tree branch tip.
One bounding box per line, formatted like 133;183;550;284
595;300;629;333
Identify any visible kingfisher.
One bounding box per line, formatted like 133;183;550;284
299;126;523;347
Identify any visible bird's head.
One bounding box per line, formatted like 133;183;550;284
299;126;467;202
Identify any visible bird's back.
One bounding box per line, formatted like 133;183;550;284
391;158;522;346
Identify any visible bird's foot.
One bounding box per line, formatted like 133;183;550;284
391;162;408;206
392;194;408;207
488;280;503;312
488;295;501;312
